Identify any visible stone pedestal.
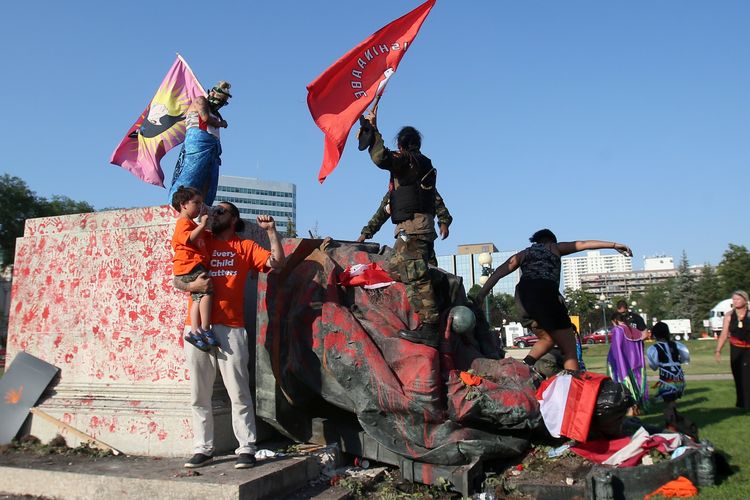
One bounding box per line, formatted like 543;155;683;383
6;206;267;456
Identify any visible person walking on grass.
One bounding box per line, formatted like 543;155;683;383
715;290;750;410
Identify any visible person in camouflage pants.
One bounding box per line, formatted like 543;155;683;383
357;190;452;266
360;108;444;348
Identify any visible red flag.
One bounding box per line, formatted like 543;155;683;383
307;0;436;183
110;55;205;187
536;372;608;442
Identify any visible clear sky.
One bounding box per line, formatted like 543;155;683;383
1;1;748;269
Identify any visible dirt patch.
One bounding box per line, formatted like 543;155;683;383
507;447;592;487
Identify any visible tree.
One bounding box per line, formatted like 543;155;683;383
563;288;598;332
284;217;298;238
717;244;750;296
489;292;520;325
0;175;94;267
0;175;37;266
640;281;671;323
38;195;94;218
693;264;724;333
667;251;699;328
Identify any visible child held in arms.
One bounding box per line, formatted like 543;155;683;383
171;186;219;351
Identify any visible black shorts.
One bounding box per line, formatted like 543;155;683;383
515;279;573;332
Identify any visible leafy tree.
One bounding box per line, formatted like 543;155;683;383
489;292;520;325
0;175;37;266
717;244;750;296
564;288;599;332
0;175;93;266
39;195;94;218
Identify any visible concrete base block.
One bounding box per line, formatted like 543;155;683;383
0;454;316;500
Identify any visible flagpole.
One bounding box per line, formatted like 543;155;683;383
176;52;206;97
371;95;383;115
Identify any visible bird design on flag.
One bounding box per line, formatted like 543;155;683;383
136;102;185;138
4;385;23;405
127;85;192;148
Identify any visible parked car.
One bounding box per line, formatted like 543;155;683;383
582;330;612;344
513;334;539;348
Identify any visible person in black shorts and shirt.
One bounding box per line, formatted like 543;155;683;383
616;300;647;332
475;229;632;373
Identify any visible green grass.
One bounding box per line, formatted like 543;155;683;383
639;380;749;499
578;341;744;498
581;339;731;376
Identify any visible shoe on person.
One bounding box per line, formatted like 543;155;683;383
201;329;220;348
184;453;212;468
235;453;257;469
398;323;439;348
184;332;211;352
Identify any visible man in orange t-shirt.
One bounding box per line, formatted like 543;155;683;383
174;201;285;470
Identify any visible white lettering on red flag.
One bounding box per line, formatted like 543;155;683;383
306;0;436;183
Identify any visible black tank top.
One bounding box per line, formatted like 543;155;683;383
520;243;561;283
729;310;750;343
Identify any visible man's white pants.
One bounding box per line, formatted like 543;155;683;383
183;324;257;455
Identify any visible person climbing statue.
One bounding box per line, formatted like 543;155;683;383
361;108;441;348
168;81;232;206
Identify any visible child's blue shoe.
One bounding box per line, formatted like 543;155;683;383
201;329;220;348
184;332;211;352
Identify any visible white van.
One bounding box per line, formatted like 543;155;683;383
662;319;691;341
708;299;733;335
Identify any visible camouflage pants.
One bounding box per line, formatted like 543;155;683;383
386;235;439;324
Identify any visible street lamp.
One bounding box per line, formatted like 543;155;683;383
595;293;612;344
478;252;493;323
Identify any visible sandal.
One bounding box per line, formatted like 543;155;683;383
201;329;220;348
184;332;211;352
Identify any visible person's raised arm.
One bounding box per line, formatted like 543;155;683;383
256;215;285;269
475;250;524;303
188;212;209;244
557;240;632;257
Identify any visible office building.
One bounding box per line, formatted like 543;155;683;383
436;243;520;296
214;175;296;234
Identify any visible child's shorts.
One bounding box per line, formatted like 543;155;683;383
176;264;212;301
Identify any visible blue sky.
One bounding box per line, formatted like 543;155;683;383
1;1;748;269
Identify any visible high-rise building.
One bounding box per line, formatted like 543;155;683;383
561;250;632;291
644;255;675;271
436;243;520;296
214;175;296;234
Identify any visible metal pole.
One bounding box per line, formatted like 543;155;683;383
601;303;609;345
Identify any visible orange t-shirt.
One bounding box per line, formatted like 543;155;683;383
185;236;271;328
171;218;209;275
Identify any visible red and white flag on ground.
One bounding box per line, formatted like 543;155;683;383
536;372;608;442
110;55;205;187
306;0;436;183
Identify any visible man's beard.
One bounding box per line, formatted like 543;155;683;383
210;218;231;234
